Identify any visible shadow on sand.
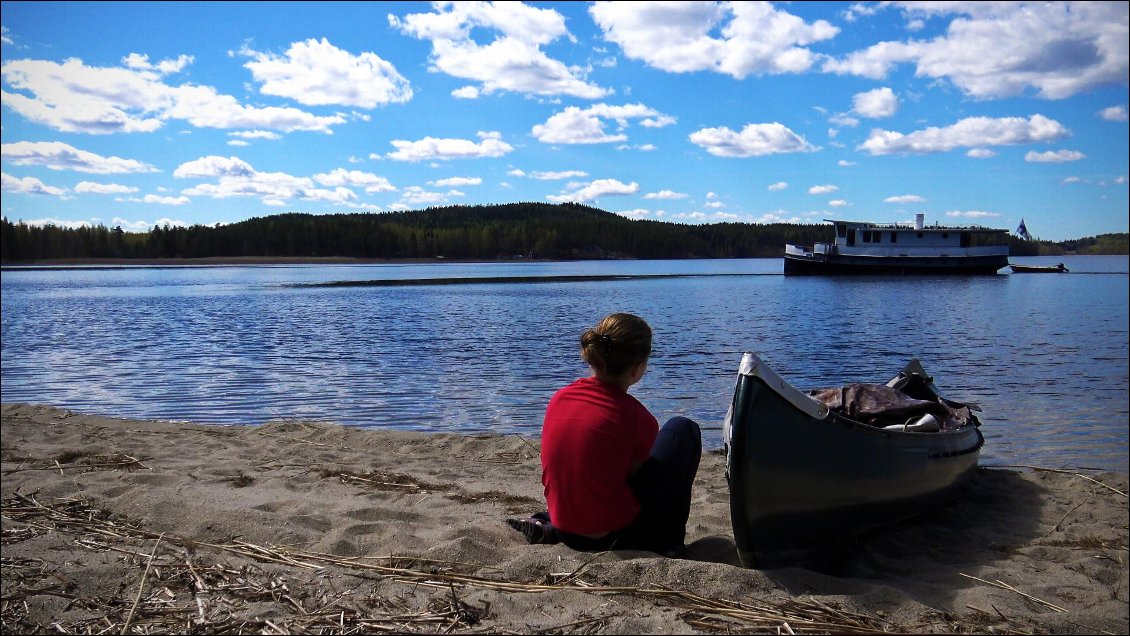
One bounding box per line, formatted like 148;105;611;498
683;467;1046;608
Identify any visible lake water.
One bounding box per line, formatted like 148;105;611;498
2;255;1127;472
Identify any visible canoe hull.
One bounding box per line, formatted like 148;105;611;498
724;353;983;568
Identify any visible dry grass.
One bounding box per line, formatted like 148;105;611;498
0;493;942;635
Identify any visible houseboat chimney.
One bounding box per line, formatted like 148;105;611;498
914;213;924;230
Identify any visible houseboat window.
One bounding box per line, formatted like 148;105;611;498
917;232;924;239
890;232;898;243
836;224;847;238
960;232;971;247
862;231;872;243
942;232;949;239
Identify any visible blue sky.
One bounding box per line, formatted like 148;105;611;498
2;1;1127;242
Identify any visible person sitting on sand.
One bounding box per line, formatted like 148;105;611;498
508;312;702;557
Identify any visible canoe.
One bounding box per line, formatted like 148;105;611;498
723;352;984;568
1010;263;1068;273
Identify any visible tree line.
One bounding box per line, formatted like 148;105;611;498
1;202;1125;262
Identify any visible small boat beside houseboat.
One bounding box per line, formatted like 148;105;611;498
783;214;1010;275
723;352;984;568
1009;262;1068;273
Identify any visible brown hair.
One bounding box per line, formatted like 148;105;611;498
580;313;652;377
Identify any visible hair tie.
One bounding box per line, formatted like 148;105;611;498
597;333;613;350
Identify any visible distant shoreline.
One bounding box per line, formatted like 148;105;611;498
0;255;555;268
1;255;782;269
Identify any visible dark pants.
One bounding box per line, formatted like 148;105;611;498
559;416;701;554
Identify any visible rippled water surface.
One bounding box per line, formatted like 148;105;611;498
3;256;1127;471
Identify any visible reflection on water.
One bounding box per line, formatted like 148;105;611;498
3;256;1127;472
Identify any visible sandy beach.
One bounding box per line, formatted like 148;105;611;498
2;403;1126;634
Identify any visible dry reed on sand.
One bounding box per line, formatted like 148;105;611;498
0;492;1012;635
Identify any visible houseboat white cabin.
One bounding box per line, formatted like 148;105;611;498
783;214;1010;275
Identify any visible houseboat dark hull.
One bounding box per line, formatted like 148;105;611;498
783;252;1009;275
723;352;984;568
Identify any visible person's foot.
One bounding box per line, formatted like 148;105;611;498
507;516;559;544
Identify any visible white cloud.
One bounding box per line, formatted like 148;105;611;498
122;53;193;74
429;176;481;187
1099;105;1128;122
643;189;687;200
228;130;282;140
823;2;1129;100
1;172;67;196
532;103;673;144
75;181;138;194
390;3;609;99
808;184;839;194
852;87;897;118
313;168;396;193
174;156;255;178
241;38;412;108
1;57;346;134
828;199;849;207
689;122;817;157
589;1;838;78
546;178;639;203
859;114;1069;155
767;181;788;191
528;170;588;180
124;194;190;206
1;141;157;173
1025;149;1085;163
838;160;857;166
885;194;926;203
967;148;998;158
387;132;514;162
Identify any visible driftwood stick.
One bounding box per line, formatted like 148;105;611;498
121;532;165;634
958;572;1067;612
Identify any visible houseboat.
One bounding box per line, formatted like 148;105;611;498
783;214;1010;275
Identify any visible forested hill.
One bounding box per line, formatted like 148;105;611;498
1;202;1125;262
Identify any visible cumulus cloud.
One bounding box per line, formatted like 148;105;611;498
823;2;1129;100
589;1;838;78
313;168;396;193
644;190;687;200
173;156;255;178
173;156;376;208
386;132;514;162
532;103;674;144
885;194;926;203
852;87;897;118
1;141;157;173
689;122;817;157
429;176;482;187
858;114;1069;155
124;193;190;206
1099;105;1128;122
390;3;609;99
75;181;138;194
1;172;67;196
1025;149;1085;163
767;181;788;191
528;170;588;180
1;56;345;134
546;178;639;203
240;38;412;108
967;148;998;158
808;184;839;194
